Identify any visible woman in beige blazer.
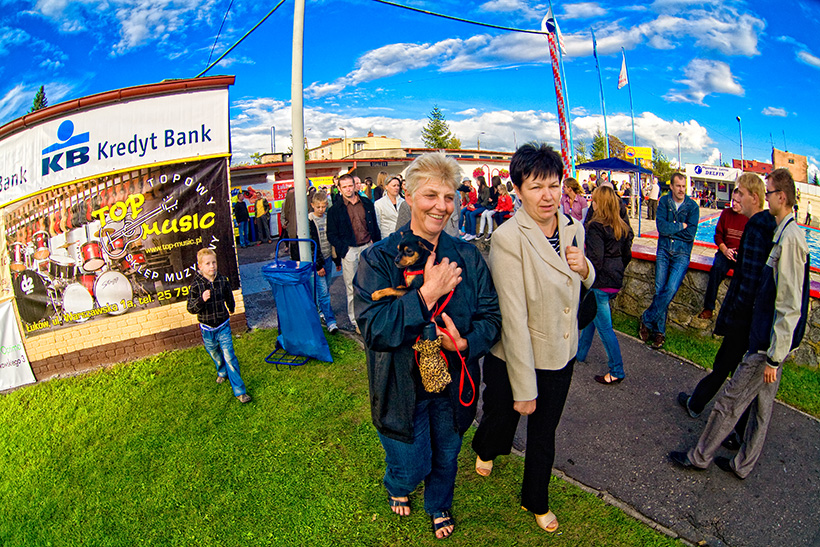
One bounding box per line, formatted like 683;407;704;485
472;143;594;533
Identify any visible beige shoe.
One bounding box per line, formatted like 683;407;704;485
216;376;227;384
534;510;558;533
475;456;493;477
237;393;252;403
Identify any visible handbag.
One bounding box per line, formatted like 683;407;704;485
569;215;597;329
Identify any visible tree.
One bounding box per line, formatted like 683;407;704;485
575;139;590;164
608;134;626;160
813;173;819;185
652;148;674;185
591;128;608;160
421;105;461;149
250;152;264;165
28;85;47;113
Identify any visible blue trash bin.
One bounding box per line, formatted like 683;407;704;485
262;239;333;366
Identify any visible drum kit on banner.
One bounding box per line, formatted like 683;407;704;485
10;222;149;325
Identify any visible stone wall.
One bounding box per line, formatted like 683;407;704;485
612;257;820;368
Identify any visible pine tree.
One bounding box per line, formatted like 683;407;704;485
29;86;47;113
591;128;608;160
421;105;460;149
575;140;590;164
814;173;819;185
608;134;626;159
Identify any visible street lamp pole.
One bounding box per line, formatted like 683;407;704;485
270;126;275;154
736;116;744;170
677;132;681;169
339;127;346;157
477;132;485;151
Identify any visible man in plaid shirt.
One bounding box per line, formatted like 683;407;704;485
187;248;251;403
676;174;776;449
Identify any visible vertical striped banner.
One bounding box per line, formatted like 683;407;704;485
547;32;571;178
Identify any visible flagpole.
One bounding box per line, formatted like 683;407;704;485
591;29;610;157
619;47;640;235
550;0;575;178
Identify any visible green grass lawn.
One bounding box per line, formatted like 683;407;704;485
612;311;820;418
0;329;682;547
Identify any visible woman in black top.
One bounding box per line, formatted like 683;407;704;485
576;185;634;384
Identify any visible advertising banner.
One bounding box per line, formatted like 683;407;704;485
625;146;652;161
0;89;229;207
0;300;35;389
5;157;238;337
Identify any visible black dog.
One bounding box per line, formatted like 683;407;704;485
371;232;434;301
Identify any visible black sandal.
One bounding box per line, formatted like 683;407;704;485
430;510;455;539
387;495;410;515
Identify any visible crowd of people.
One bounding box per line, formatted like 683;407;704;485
215;146;808;540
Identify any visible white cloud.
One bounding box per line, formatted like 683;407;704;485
705;147;721;165
479;0;540;18
305;6;763;96
456;108;478;116
0;26;31;55
797;50;820;69
572;111;713;162
561;3;607;19
29;0;222;55
0;84;30;122
229;99;716;166
808;157;819;183
664;59;743;105
762;106;787;117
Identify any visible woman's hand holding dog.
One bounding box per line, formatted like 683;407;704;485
419;254;462;309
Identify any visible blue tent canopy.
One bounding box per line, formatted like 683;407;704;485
575;157;654;175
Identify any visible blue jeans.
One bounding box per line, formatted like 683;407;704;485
312;265;338;327
464;206;486;235
201;321;246;396
237;219;249;247
641;244;690;335
377;397;463;515
577;289;624;378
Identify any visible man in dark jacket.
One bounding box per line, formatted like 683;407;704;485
639;172;699;349
677;173;776;448
327;173;381;330
233;193;250;248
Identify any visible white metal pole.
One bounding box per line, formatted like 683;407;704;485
737;116;744;171
291;0;310;261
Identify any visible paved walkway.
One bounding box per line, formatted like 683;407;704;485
235;236;820;547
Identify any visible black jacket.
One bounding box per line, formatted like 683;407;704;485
353;229;501;443
584;220;633;290
326;196;381;260
233;200;249;222
309;219;328;271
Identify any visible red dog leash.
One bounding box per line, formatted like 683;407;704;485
409;270;475;407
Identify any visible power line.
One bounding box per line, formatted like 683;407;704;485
371;0;548;35
196;0;288;78
207;0;235;66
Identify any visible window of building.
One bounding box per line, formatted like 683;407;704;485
789;159;795;164
354;142;364;152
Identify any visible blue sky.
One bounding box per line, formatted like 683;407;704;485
1;0;819;178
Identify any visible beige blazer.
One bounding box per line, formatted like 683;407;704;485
489;207;595;401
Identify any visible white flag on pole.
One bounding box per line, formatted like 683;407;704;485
618;51;628;89
542;7;567;55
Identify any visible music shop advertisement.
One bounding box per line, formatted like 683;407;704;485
5;157;239;337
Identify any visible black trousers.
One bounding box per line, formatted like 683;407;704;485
703;252;735;312
472;353;574;515
689;327;750;437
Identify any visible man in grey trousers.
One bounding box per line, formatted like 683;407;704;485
670;168;809;479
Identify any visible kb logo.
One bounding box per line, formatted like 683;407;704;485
20;274;34;296
42;120;90;176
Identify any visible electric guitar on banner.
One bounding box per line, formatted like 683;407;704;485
100;195;179;259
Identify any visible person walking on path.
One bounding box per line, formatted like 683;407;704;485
354;152;501;539
671;168;809;479
679;173;776;449
327;173;381;331
187;248;251;404
697;191;748;320
472;143;594;534
639;173;699;349
576;185;634;384
255;194;272;244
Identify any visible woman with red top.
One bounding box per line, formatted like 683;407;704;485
486;184;514;239
459;182;478;237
